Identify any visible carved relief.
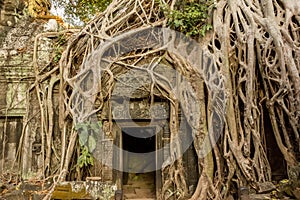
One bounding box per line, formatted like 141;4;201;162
111;99;169;120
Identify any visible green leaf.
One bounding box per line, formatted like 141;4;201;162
165;1;214;36
82;145;89;154
77;155;85;168
77;146;94;168
90;122;100;132
87;155;94;166
75;123;85;130
88;136;96;152
206;24;213;30
79;130;88;146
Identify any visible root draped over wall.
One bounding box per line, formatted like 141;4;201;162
22;0;299;199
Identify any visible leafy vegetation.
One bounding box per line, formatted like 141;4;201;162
51;0;112;25
77;145;94;168
162;1;214;36
53;34;66;63
75;121;102;167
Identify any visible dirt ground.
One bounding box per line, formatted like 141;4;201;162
0;173;300;200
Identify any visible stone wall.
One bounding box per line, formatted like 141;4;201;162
0;0;57;173
0;0;25;42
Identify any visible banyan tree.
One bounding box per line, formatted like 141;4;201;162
15;0;300;199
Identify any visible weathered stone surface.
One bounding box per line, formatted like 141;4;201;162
256;181;276;193
288;164;300;185
0;181;49;200
292;188;300;200
249;193;272;200
0;2;58;176
0;17;50;116
51;181;116;199
111;100;169;120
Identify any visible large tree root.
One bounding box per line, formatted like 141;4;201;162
20;0;300;199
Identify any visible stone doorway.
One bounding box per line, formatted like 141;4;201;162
122;127;156;199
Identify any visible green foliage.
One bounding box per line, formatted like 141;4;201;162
77;145;94;168
75;121;102;168
51;0;112;26
53;48;62;63
53;34;66;63
162;1;214;36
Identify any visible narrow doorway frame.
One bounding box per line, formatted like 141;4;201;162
113;121;164;199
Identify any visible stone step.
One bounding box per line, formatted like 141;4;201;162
122;187;136;194
127;180;154;183
123;185;154;191
123;173;156;200
135;188;155;196
126;199;156;200
123;188;155;199
126;182;154;188
125;196;156;199
124;193;139;199
124;193;155;199
127;178;154;183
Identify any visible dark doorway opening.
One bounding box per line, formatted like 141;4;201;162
122;127;155;153
263;105;287;180
0;117;23;171
122;127;156;199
